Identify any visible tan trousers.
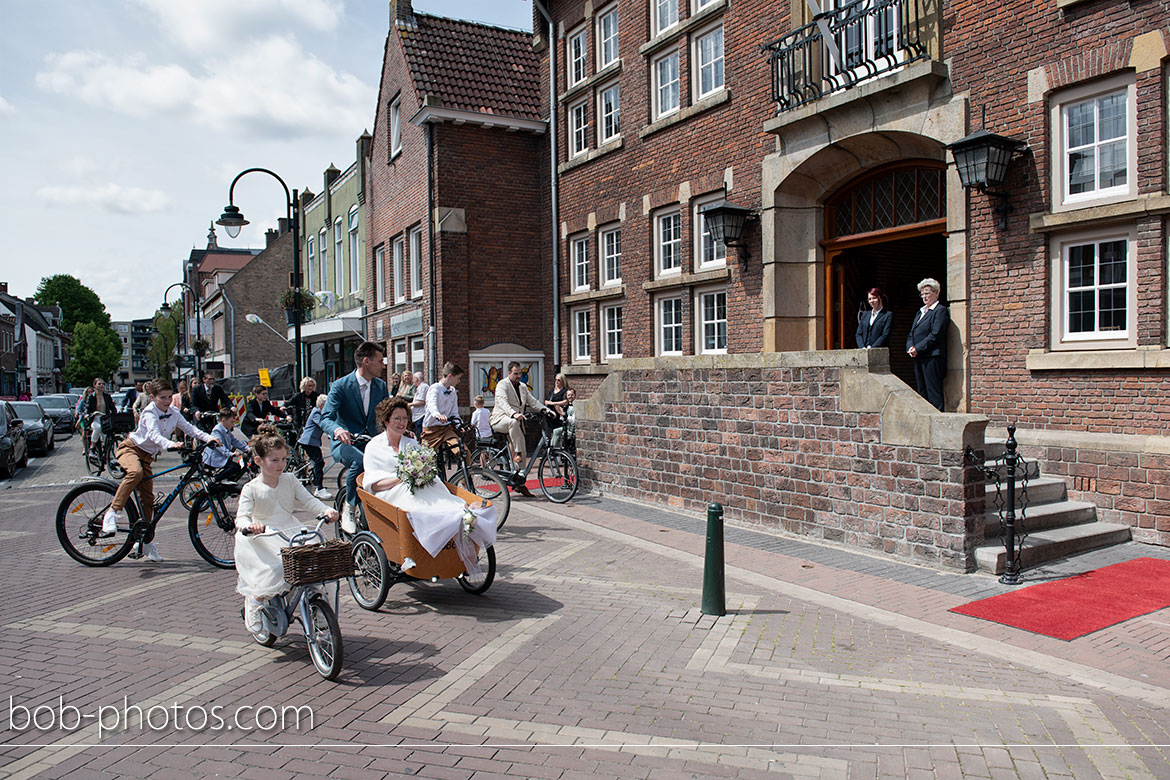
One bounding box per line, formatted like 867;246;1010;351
112;440;155;523
491;416;525;462
421;425;465;467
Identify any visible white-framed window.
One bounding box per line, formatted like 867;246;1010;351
600;227;622;286
375;245;386;308
571;235;590;291
597;5;619;69
657;295;684;356
693;0;718;9
411;336;425;374
318;229;328;290
694;194;727;270
826;0;903;81
1052;75;1135;209
573;308;592;363
393;340;407;375
694;24;724;100
390;96;402;158
393;235;405;303
655;209;682;276
653;0;678;36
409;226;423;298
1050;226;1136;350
597;82;620;144
307;236;316;291
653;50;680;120
569;100;589;157
348;207;360;294
696;287;728;354
603;305;623;361
567;26;587;86
334;217;344;294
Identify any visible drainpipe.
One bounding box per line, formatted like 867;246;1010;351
222;289;237;378
426;122;437;383
533;0;560;369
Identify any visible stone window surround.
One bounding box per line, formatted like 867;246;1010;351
1047;224;1137;352
1049;72;1137;213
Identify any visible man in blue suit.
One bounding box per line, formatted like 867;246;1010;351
905;278;949;411
321;341;390;532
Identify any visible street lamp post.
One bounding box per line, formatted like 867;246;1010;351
216;168;303;378
160;281;200;379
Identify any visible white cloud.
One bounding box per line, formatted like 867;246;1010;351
59;156;104;178
0;95;14;115
36;36;374;139
132;0;343;53
36;184;171;214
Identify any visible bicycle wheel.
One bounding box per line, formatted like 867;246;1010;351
470;446;510;474
84;437;103;476
188;487;239;569
180;478;205;511
456;544;496;594
538;450;579;503
451;467;511;530
106;437;126;479
305;594;343;680
347;532;390;610
56;482;137;566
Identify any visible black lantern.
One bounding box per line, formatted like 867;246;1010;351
215;204;249;238
947;129;1027;228
701;200;758;264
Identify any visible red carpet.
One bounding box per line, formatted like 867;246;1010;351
949;558;1170;640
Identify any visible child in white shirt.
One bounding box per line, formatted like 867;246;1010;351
471;394;493;443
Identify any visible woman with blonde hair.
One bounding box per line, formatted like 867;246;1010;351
545;372;571;419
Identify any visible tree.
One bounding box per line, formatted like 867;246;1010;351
147;307;182;378
34;275;110;333
65;322;122;387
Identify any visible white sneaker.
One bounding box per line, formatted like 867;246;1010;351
314;487;332;500
101;508;123;536
142;542;162;562
341;503;356;534
244;597;263;633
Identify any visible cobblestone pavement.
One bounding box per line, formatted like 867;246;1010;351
0;483;1168;780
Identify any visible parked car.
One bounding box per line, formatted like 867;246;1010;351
36;395;75;434
111;391;127;409
0;401;29;478
10;402;54;455
62;393;81;410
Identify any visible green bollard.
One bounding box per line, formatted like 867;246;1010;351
701;502;726;616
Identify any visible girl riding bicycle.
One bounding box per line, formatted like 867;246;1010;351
235;424;339;633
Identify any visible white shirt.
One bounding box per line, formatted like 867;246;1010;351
471;407;492;439
355;370;371;415
917;300;939;321
411;381;429;422
128;403;215;457
870;307;883;325
423;382;459;427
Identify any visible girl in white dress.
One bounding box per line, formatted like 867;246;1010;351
362;398;496;565
235;424;339;632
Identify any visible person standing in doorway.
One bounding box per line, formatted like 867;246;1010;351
855;287;892;348
905;278;948;411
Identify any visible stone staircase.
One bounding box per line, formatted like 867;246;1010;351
973;441;1131;574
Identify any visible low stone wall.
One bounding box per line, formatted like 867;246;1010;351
575;351;988;571
1004;428;1170;547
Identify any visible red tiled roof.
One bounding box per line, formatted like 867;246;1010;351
399;13;542;122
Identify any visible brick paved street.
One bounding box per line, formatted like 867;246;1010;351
1;467;1169;779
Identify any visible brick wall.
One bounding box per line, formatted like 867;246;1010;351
223;230;295;377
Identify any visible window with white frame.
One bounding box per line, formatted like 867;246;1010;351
393;340;407;375
390;97;402;158
307;236;316;290
693;0;718;9
409;226;423;297
694;24;724;100
572;235;590;291
1053;75;1135;208
653;50;680;120
603;305;623;360
1051;226;1135;350
597;82;620;144
334;217;344;294
393;236;405;303
567;27;587;86
573;308;592;362
695;195;727;270
411;336;425;374
597;5;619;69
653;0;678;36
348;207;359;294
826;0;901;79
319;229;328;289
697;288;727;354
600;227;621;286
655;210;682;276
569;100;589;156
657;296;684;355
374;246;386;308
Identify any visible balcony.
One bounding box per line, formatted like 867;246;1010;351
762;0;937;113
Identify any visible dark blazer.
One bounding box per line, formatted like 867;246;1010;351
191;382;232;414
241;398;285;438
85;392;115;417
905;304;949;357
855;309;892;348
320;371;390;456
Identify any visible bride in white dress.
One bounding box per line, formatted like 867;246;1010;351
361;397;496;564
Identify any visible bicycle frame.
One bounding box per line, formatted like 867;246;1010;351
129;449;224;531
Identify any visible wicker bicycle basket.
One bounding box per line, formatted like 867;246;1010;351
281;538;354;586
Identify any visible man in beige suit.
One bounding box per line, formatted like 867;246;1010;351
490;362;546;495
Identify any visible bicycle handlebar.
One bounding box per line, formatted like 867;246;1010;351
241;515;332;540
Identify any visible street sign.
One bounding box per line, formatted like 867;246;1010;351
259;368;271;387
176;355;195;368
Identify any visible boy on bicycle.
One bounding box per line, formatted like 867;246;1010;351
421;362;464;453
203;407;250;483
102;379;220;561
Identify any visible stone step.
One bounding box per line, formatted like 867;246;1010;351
982;475;1067;508
974;521;1132;575
984;498;1096;536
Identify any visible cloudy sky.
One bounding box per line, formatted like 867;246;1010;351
0;0;532;320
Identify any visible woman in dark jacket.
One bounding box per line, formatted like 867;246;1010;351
855;287;893;348
283;376;319;430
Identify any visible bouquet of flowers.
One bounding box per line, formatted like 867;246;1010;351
461;506;477;539
397;445;438;494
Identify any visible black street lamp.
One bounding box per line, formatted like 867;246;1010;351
216;168;303;378
701;200;759;265
160;281;200;378
947;128;1028;229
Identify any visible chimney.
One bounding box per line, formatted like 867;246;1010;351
278;217;289;234
324;164;340;191
357;130;372;162
265;228;278;247
0;282;7;294
391;0;414;27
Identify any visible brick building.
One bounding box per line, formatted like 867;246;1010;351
538;0;1170;566
366;0;552;406
187;226;262;379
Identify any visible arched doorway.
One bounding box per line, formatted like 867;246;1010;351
823;161;947;390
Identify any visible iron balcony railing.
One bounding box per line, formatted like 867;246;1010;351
762;0;930;113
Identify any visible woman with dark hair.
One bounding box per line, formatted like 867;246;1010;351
855;287;893;348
